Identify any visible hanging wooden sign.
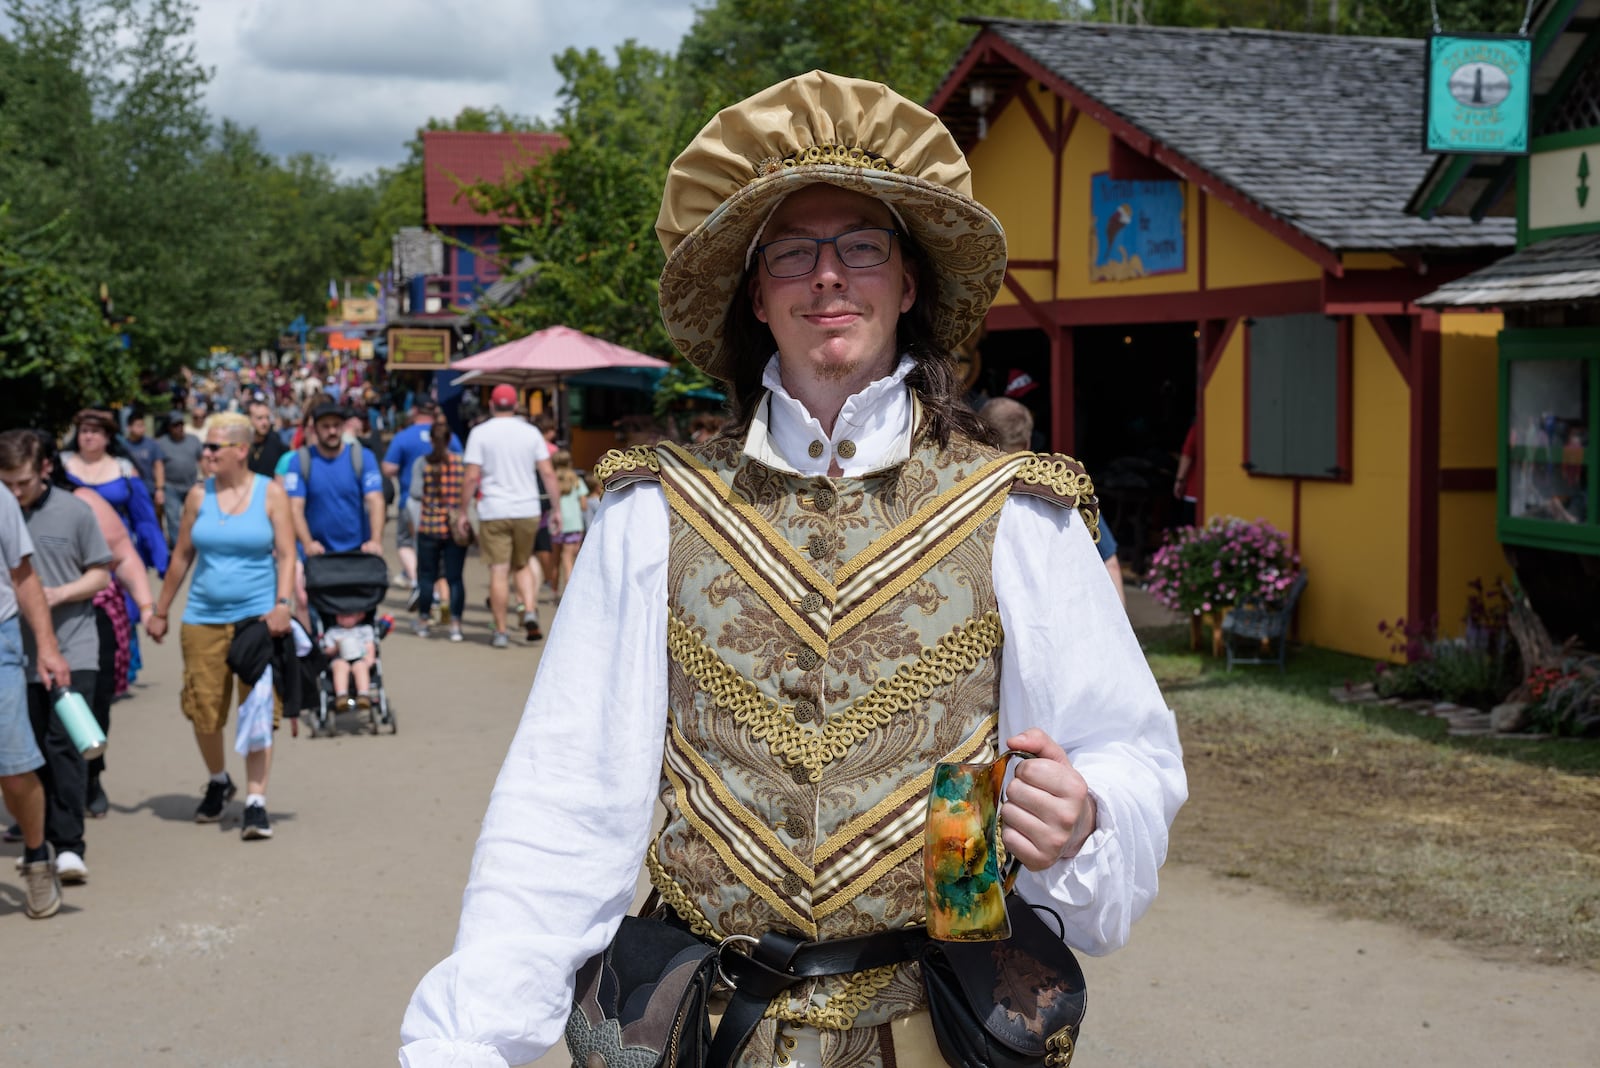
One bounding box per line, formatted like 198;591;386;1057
1424;33;1532;155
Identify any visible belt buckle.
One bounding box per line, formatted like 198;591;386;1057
715;933;760;990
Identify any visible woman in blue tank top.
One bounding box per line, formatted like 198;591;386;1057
146;413;297;841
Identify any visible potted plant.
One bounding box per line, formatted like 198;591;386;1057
1146;517;1302;654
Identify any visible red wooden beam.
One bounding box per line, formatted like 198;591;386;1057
1001;271;1057;334
1367;314;1414;386
1407;322;1442;631
984;280;1322;332
1439;467;1496;492
1014;87;1058;152
1052;325;1075;455
1199;317;1238;387
1109;136;1181;182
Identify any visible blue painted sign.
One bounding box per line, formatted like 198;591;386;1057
1425;34;1531;155
1090;174;1186;281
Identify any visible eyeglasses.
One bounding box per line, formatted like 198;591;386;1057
755;227;900;278
200;442;242;454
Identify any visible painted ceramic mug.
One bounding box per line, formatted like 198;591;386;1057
922;749;1034;941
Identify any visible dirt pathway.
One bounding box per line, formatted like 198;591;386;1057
3;562;1595;1066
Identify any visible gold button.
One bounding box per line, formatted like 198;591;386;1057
807;533;830;559
798;592;824;614
793;699;817;723
790;764;812;785
807;440;825;459
812;486;836;510
795;648;821;671
780;872;805;897
836;439;857;459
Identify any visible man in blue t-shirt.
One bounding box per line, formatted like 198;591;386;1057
284;403;384;556
381;399;460;597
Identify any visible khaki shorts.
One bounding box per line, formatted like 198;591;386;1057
180;622;282;734
478;516;538;570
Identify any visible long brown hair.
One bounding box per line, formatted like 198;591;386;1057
715;235;995;449
427;419;452;464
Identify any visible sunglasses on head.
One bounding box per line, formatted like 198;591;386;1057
200;442;241;453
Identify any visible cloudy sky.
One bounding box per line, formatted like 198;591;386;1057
194;0;700;178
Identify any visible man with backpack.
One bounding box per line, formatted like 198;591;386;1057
283;402;384;557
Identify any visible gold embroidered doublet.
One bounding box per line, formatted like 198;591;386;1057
597;431;1096;1065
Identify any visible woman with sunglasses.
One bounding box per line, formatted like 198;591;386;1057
147;413;295;839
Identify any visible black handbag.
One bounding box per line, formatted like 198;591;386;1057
921;894;1088;1068
565;915;719;1068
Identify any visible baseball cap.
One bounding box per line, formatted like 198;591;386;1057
490;384;518;409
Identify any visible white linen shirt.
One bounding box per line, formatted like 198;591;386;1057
399;358;1188;1068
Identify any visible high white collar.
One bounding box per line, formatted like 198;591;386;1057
743;355;917;476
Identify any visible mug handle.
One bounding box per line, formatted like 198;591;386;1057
996;750;1035;893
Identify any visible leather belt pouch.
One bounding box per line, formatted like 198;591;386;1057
565;915;719;1068
921;894;1088;1068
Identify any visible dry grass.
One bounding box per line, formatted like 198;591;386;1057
1141;627;1600;969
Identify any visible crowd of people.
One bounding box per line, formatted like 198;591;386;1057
0;356;599;921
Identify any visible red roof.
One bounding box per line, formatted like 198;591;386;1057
422;130;567;227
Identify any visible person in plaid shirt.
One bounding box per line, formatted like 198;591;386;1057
411;422;466;642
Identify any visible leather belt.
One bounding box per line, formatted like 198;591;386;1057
704;924;931;1068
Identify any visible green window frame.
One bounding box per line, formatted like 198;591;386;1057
1498;327;1600;554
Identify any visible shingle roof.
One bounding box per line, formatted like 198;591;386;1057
422;131;567;227
1416;233;1600;306
968;20;1516;254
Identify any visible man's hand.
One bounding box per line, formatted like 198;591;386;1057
453;514;472;541
546;511;562;537
154;487;166;507
307;540;327;556
1000;728;1098;871
147;614;169;643
265;603;292;637
36;646;71;690
43;586;63;609
360;539;383;556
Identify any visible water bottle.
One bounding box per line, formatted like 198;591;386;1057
52;687;107;760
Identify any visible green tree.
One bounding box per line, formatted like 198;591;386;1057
472;44;684;358
0;208;136;428
1067;0;1525;35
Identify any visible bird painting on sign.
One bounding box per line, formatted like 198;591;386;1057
1090;173;1186;282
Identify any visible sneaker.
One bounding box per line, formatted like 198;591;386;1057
195;774;237;823
21;844;61;919
448;625;464;643
354;694;372;713
523;613;544;642
54;850;88;884
491;631;510;649
3;822;20;843
240;803;273;841
411;618;431;638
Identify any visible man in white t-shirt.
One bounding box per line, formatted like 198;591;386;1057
457;385;562;648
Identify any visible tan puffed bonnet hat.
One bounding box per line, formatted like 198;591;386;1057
656;70;1006;382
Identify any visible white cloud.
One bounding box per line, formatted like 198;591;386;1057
193;0;698;177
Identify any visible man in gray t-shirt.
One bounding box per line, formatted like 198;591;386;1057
156;414;203;546
0;486;73;916
0;431;112;881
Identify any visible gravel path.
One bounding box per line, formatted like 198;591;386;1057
4;562;1595;1067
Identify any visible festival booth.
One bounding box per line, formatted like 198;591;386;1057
930;19;1517;658
1412;0;1600;649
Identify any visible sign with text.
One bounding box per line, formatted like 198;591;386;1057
386;328;451;370
1090;174;1185;282
341;297;379;323
1425;34;1531;155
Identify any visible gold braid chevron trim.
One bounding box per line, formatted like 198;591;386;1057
667;611;1004;783
1015;453;1101;544
593;445;661;489
766;964;902;1030
644;846;720;940
755;144;900;179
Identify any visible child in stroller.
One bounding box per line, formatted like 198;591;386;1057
302;551;395;735
321;610;377;714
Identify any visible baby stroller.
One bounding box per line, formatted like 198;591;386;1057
302;551;396;736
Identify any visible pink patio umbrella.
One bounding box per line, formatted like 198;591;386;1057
449;325;671;440
449;325;669;389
